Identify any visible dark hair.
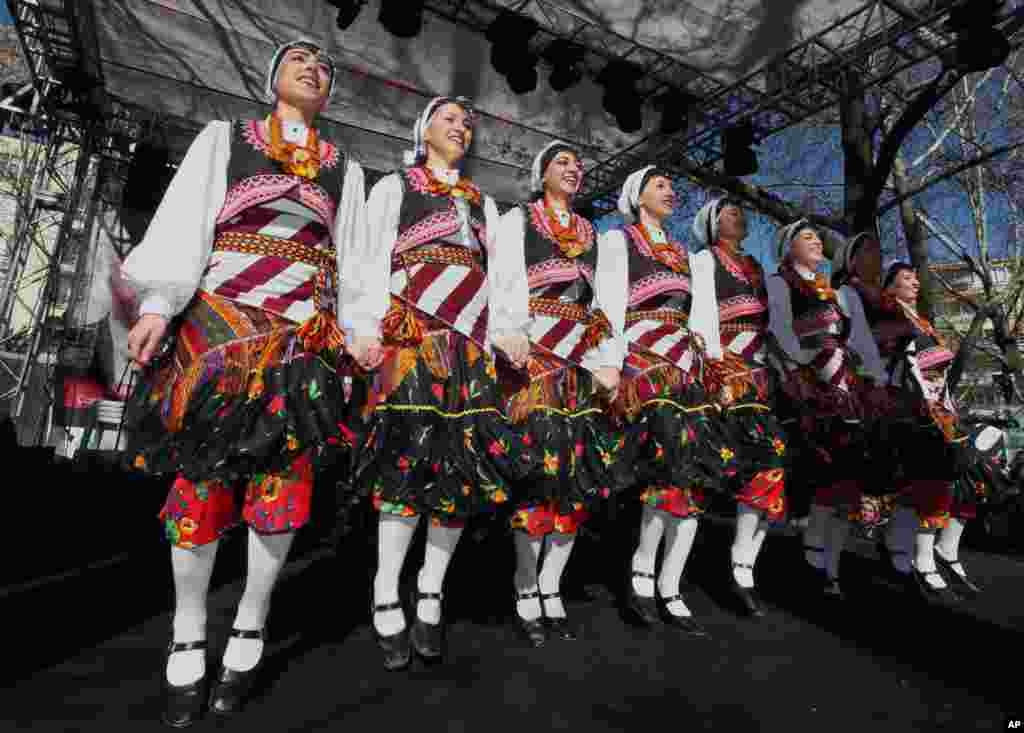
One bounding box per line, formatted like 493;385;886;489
638;168;673;200
531;143;580;200
883;262;915;290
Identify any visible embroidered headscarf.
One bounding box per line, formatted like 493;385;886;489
691;196;736;249
775;218;817;261
265;38;338;106
531;140;580;197
618;165;672;223
831;231;875;287
403;95;477;167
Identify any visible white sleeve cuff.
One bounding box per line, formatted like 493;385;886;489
138;295;172;319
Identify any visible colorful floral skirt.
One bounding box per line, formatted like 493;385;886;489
700;356;787;521
775;370;881;521
871;409;969;530
616;347;727;517
500;349;629;534
354;312;535;525
713;402;787;522
124;291;355;485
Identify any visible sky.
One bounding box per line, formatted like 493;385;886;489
1;2;12;26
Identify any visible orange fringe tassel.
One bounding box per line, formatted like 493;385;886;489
295;311;346;354
580;308;612;353
381;297;424;347
506;356;562;424
703;351;756;403
618;363;684;420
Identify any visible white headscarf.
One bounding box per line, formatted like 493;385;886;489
531;140;578;195
264;38;337;106
617;165;656;223
691;197;728;249
403;95;475;167
775;218;814;260
831;231;873;280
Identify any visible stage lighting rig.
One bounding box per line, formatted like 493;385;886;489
945;0;1010;73
544;41;586;92
598;61;644;133
325;0;365;31
487;11;540;94
380;0;424;38
722;122;758;177
653;89;698;136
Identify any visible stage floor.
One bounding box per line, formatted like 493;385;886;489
3;514;1021;732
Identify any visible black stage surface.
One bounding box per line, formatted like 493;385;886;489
3;453;1022;732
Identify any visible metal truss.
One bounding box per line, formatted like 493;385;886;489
424;0;1024;213
0;1;119;442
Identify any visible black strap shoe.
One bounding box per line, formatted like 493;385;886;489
513;589;547;648
658;595;711;638
371;599;412;671
624;570;660;627
911;567;961;604
208;629;264;717
410;589;445;662
823;575;845;600
730;562;766;618
934;551;982;599
161;640;208;729
540;592;577;641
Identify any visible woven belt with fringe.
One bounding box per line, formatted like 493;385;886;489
394;245;481;270
626;309;688;328
213;231;336;271
211;231;343;353
529;297;599;325
720;322;763;335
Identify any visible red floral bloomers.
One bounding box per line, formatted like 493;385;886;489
160;452;314;549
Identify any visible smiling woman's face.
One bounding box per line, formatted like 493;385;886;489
275;46;332;110
423;103;474;167
638;175;676;222
543;150;583;199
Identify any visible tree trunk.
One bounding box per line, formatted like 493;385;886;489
840;69;874;237
892;156;934;320
947;308;989;394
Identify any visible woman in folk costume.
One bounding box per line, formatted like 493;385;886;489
765;226;886;599
344;96;533;669
121;40;366;726
496;140;628;647
607;167;718;638
688;197;789;618
851;263;983;602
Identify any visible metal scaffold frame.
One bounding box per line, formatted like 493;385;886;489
0;0;126;444
425;0;1024;212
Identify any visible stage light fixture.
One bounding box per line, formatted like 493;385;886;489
379;0;424;38
598;61;644;133
946;0;1010;73
545;41;585;92
123;141;173;215
654;90;697;135
722;122;758;177
487;11;540;94
507;61;540;95
326;0;365;30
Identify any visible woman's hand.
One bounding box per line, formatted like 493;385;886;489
349;336;385;371
127;314;169;367
594;367;621;397
493;332;530;369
